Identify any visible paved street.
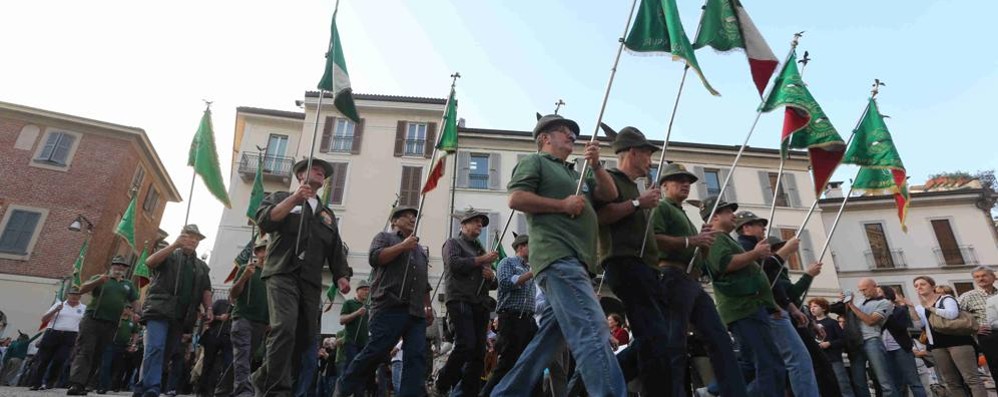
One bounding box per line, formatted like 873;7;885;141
0;387;134;396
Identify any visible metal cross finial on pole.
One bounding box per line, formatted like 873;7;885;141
872;79;886;98
554;99;566;115
202;99;213;110
798;50;811;76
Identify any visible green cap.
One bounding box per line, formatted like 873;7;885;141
656;163;699;185
734;211;769;231
110;255;130;267
599;123;659;154
511;233;529;249
700;196;738;221
182;224;206;240
390;206;419;221
533;113;580;138
292;157;334;178
454;208;490;226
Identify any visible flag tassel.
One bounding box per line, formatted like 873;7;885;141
574;0;641;195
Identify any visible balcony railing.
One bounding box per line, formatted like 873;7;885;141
469;174;489;189
933;245;978;266
864;249;907;269
239;152;294;182
404;139;426;156
329;136;353;153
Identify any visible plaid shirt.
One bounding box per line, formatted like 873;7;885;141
496;255;535;314
959;286;998;325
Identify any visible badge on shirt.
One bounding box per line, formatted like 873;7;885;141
319;211;334;226
581;183;590;193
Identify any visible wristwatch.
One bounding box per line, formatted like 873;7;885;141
631;199;640;209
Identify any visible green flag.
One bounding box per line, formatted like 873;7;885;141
188;108;232;208
436;90;459;153
844;98;909;231
625;0;719;96
317;9;360;123
71;240;88;287
133;247;150;288
325;283;338;303
246;155;265;221
492;230;507;270
115;195;138;249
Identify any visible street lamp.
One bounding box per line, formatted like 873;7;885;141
68;215;94;233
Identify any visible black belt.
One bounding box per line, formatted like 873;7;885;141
498;310;533;319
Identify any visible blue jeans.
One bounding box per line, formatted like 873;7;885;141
99;344;125;390
337;307;426;397
886;348;927;397
491;258;626;397
318;373;338;397
729;307;786;397
391;361;402;395
850;337;895;397
133;319;181;396
830;360;856;397
294;334;319;397
769;315;818;396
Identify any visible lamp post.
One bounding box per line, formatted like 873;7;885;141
67;214;94;290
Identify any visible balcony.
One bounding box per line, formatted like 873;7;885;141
238;152;294;183
933;245;979;267
469;174;489;189
864;249;907;270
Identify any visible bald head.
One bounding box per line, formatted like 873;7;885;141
858;278;879;299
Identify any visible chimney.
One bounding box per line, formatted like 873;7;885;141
458;118;466;128
825;181;844;199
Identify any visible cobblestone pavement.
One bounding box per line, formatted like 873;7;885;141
0;386;137;396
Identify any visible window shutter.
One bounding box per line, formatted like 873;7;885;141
719;168;737;203
799;228;816;265
758;171;774;207
0;210;42;254
424;122;437;159
515;212;527;235
394;121;406;157
53;133;75;165
691;166;706;199
488;212;501;249
456;151;471;188
38;132;59;160
351;119;365;155
399;167;412;206
320;117;333;153
784;173;801;208
331;163;348;204
488;153;502;190
451;218;461;240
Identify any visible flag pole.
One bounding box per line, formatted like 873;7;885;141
476;211;516;295
765;52;811;237
573;0;640;195
686;32;804;274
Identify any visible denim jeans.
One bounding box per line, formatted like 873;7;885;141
769;315;818;396
830;361;856;397
133;319;182;396
391;361;402;395
294;334;319;397
886;348;927;397
850;337;895;397
729;307;786;397
490;258;626;397
337;307;426;397
99;344;125;390
661;267;748;397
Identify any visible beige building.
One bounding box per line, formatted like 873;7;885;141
819;177;998;299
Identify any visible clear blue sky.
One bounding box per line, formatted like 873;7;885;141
3;1;995;252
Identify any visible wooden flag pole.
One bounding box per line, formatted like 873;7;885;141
574;0;640;195
686;32;805;274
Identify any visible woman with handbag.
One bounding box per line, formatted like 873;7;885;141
911;276;986;397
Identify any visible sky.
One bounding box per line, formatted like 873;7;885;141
3;1;996;257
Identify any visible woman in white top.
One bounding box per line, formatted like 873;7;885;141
911;276;986;397
27;287;86;390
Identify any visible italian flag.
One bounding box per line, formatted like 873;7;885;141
421;88;458;194
694;0;779;96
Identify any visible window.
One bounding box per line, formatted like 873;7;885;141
931;219;965;265
703;169;722;197
130;167;146;196
34;131;77;166
778;228;802;270
405;123;427;156
881;284;906;300
469;154;490;189
330;118;356;153
399;166;423;207
142;185;160;213
264;134;289;172
864;222;895;269
325;162;349;206
954;282;975;297
0;208;44;256
768;172;790;207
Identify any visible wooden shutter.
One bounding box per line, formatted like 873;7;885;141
320;117;334;153
758;171;774;206
719;168;737;202
456;151;471;188
0;210;41;254
330;163;348;205
424;122;437;159
691;166;706;199
37;132;59;160
931;219;965;265
351;119;365;155
488;153;502;190
52;133;75;165
487;212;501;249
784;173;801;208
394;121;406;157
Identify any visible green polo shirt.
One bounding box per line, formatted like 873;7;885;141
85;276;139;322
232;264;269;324
706;233;777;325
595;169;657;268
508;152;599;275
340;299;368;346
651;198;702;269
114;318;138;346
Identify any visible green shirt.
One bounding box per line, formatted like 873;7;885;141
232;264;269;324
176;259;195;320
595;169;657;268
340;299;368;346
85;277;139;322
114;318;138;346
706;233;778;325
335;329;347;365
508;152;599;275
651;198;701;269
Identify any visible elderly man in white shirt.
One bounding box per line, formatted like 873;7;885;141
28;287;86;390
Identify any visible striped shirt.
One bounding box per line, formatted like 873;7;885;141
496;255;535;314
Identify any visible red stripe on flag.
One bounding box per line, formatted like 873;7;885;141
136;276;149;289
891;169;909;231
781;107;810;142
807;147;845;196
223;266;239;284
748;59;779;96
421;156;447;194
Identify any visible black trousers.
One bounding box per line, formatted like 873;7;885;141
480;311;539;396
796;322;843;397
29;329;77;387
978;333;998;383
436;301;489;396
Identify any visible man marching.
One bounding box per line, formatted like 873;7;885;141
218;235;270;397
66;255;139;395
491;114;624;397
480;233;533;397
253;157;353;397
336;206;432;397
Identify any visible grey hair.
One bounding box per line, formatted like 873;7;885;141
972;265;996;277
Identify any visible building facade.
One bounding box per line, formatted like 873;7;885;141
0;101;180;337
820;179;998;299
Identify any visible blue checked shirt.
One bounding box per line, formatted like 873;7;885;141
496;255;536;314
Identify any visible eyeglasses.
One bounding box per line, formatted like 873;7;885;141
550;127;577;143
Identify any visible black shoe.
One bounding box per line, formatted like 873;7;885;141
96;389;107;394
29;386;41;391
66;384;88;395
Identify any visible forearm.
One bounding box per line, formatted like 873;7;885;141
267;194;300;223
79;279;102;294
724;252;760;274
848;304;880;326
376;244;408;266
509;191;565;215
515;273;532;286
202;291;212;311
597;201;636;225
339;310;362;325
776;244;796;259
229;277;248;300
591;168;617;202
145;245;178;269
